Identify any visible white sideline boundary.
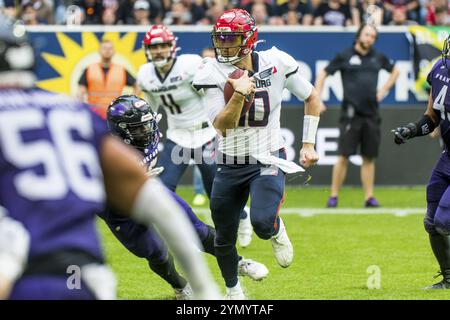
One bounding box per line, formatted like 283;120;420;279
193;207;425;217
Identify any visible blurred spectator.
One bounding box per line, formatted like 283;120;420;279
102;0;118;11
73;0;103;24
388;5;418;24
313;0;353;26
163;0;209;24
102;7;117;24
132;0;153;24
22;0;54;24
0;0;18;19
206;0;225;23
21;1;47;25
117;0;162;24
382;0;420;23
243;0;275;17
354;0;384;26
163;0;191;24
251;2;270;24
181;0;209;24
426;0;450;25
276;0;313;25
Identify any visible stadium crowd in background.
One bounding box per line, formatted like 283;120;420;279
0;0;448;26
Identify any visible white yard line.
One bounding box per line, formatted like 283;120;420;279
193;207;425;217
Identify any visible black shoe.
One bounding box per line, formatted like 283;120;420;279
424;271;450;289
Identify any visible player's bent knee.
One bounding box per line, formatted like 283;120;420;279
424;215;438;235
434;207;450;236
147;246;169;264
250;209;278;240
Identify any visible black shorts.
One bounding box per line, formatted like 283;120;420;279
338;115;381;158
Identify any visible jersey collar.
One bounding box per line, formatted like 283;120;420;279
154;58;177;84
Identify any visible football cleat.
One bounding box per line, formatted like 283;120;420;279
365;197;380;208
423;280;450;290
238;207;253;248
326;196;338;208
271;218;293;268
174;283;192;300
224;286;247;300
238;258;269;281
423;271;450;290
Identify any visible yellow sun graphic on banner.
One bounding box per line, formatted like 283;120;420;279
37;32;146;96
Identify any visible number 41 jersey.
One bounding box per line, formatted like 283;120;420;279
137;54;216;149
428;59;450;150
192;46;313;159
0;88;107;260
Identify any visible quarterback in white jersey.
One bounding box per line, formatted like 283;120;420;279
192;9;323;300
137;25;253;247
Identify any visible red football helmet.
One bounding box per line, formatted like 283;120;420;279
143;25;177;67
212;9;258;64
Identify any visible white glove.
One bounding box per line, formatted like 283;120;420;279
0;214;30;283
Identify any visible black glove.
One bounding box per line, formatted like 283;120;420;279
393;123;416;145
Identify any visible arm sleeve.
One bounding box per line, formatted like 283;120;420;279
379;53;395;72
324;53;344;75
285;69;314;101
78;69;88;86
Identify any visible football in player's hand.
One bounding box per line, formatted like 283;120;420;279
224;69;254;113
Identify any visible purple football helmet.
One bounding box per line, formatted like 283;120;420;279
107;95;160;152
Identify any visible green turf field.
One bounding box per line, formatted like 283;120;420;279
99;186;450;300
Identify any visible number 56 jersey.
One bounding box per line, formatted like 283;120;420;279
0;88;107;261
137;54;216;149
192;46;313;159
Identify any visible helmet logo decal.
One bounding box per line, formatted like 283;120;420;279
134;100;147;109
141;113;153;122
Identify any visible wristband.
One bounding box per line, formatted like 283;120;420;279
302;115;320;144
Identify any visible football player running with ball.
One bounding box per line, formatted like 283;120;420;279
192;9;323;299
137;25;253;248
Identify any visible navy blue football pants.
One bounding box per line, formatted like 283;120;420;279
211;150;286;287
157;138;248;219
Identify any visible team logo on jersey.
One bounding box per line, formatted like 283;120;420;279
258;66;277;79
349;55;362;65
170;76;182;83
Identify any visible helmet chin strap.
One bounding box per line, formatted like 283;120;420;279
154;58;169;68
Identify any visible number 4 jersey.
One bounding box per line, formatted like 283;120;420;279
137;54;216;149
428;58;450;149
192;46;313;171
0;88;108;261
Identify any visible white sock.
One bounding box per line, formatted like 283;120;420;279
227;281;242;294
